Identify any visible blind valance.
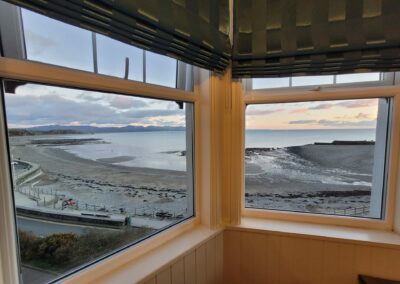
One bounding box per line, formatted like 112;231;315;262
232;0;400;78
4;0;231;73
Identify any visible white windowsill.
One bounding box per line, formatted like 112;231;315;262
227;217;400;249
62;225;222;284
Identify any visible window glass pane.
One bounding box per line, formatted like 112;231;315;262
146;51;177;88
22;9;93;72
253;77;290;89
252;73;383;90
336;73;381;84
292;75;334;86
245;98;389;218
97;34;144;82
2;80;194;283
17;6;181;89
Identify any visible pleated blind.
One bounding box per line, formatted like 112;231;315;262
4;0;231;73
232;0;400;78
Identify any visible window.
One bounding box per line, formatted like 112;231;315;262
1;80;194;283
252;73;384;90
245;98;390;219
145;51;177;88
22;9;94;72
0;1;184;89
96;34;144;82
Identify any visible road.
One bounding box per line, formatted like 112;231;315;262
16;216;118;236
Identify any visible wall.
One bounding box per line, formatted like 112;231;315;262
223;229;400;284
138;233;223;284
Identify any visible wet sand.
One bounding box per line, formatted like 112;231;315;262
10;136;189;216
245;144;374;215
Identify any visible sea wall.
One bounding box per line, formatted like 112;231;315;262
16;206;126;228
13;160;41;186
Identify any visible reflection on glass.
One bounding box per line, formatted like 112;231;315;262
22;9;93;71
253;77;290;89
97;34;144;82
2;80;193;283
20;7;180;88
292;75;334;86
252;73;383;90
146;51;177;88
336;73;381;84
245;98;389;218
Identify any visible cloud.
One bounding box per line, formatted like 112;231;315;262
291;108;308;113
247;108;283;116
24;30;56;56
4;94;184;127
288;118;376;127
303;99;377;112
124;109;182;118
337;100;377;108
109;96;148;109
317;119;376;127
355;113;370;119
308;103;334;110
78;92;105;102
289;120;318;124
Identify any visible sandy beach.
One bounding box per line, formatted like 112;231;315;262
10;136;190;219
245;144;374;215
10;134;375;219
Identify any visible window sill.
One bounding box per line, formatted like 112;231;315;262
62;223;222;284
227;217;400;249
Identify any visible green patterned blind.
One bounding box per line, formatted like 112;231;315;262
233;0;400;78
3;0;231;73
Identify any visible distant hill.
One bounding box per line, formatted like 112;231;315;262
8;125;185;136
8;128;82;137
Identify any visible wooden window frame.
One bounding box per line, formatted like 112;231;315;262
0;57;216;284
237;82;400;231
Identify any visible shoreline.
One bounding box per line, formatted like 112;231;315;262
10;136;190;228
245;143;374;215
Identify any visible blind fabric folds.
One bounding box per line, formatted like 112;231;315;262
232;0;400;78
4;0;231;73
4;0;400;78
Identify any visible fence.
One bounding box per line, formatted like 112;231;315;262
17;184;187;221
330;206;370;217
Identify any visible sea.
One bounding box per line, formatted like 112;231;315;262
58;128;376;171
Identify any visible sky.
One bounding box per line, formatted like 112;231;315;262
4;83;186;128
246;99;380;130
4;9;183;129
3;8;382;130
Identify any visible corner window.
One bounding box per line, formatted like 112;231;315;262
22;9;94;72
0;1;185;89
1;80;194;283
245;98;390;219
252;73;384;90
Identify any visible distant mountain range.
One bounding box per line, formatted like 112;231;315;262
9;125;185;136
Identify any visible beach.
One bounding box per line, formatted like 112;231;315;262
245;144;374;215
10;133;376;222
10;136;190;223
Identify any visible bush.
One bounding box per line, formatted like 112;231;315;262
18;231;40;261
37;233;77;265
18;227;152;271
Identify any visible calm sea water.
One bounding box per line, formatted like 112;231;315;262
59;129;376;171
245;128;376;148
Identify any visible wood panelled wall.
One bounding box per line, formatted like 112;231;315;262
223;229;400;284
139;233;223;284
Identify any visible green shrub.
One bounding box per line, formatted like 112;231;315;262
18;227;152;271
37;233;77;265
